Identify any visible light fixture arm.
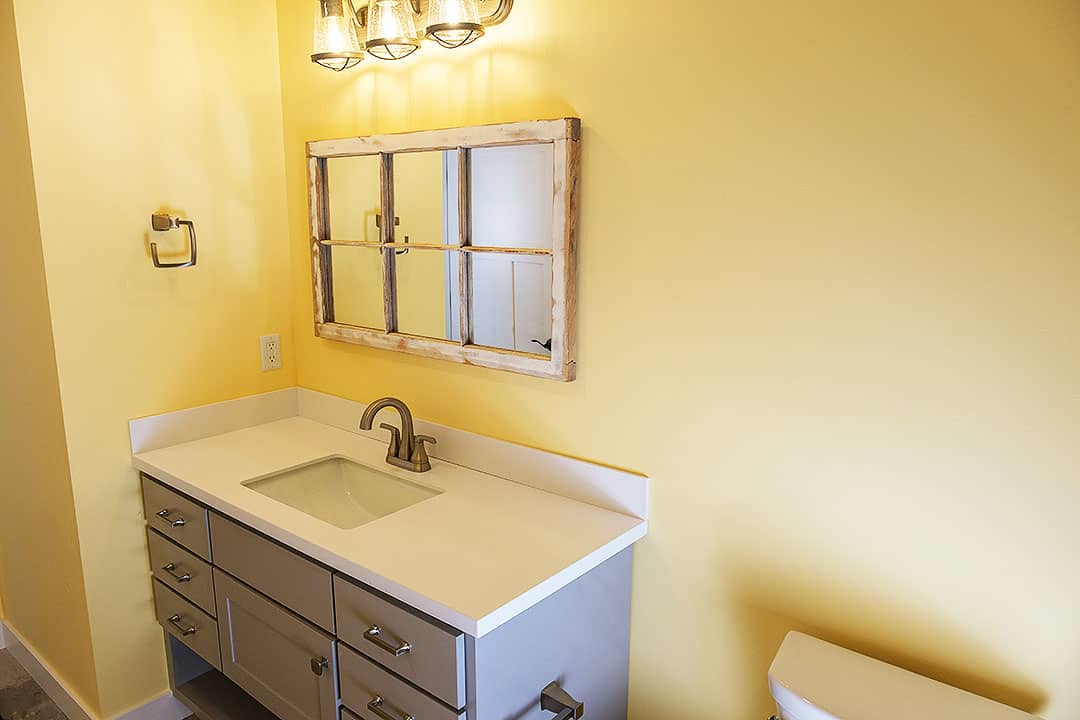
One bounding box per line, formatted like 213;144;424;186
479;0;513;26
352;0;513;28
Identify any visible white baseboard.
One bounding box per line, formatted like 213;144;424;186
2;620;95;720
0;621;190;720
112;691;189;720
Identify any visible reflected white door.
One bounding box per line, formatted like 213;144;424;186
470;254;553;354
444;147;554;355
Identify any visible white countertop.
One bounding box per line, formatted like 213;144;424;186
133;416;646;637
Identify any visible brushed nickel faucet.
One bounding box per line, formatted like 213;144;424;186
359;397;437;473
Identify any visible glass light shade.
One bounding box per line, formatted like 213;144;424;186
366;0;421;61
425;0;484;49
312;0;364;71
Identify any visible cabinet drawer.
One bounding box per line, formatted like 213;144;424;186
147;529;215;615
209;513;335;633
214;569;338;720
141;475;211;561
153;580;221;670
334;576;465;709
339;644;464;720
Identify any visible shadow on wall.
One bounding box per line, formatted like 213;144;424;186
725;562;1048;718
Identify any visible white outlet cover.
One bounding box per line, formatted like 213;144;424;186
260;334;282;371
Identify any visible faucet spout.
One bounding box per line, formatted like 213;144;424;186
359;397;435;473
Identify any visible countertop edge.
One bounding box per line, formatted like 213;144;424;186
132;455;647;638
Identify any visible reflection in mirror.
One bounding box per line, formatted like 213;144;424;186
471;144;554;249
469;253;553;355
331;247;385;329
394;150;459;246
328;156;382;242
396;249;460;341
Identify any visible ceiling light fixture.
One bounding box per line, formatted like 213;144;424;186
312;0;365;71
366;0;422;61
311;0;514;70
425;0;483;48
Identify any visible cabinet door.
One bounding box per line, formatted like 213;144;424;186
214;569;338;720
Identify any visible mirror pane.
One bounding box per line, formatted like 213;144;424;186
396;249;460;342
393;150;459;246
327;155;382;242
470;253;552;355
331;246;385;329
471;144;554;250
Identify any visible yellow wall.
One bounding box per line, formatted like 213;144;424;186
277;1;1080;718
4;1;1078;718
10;0;295;716
0;0;100;710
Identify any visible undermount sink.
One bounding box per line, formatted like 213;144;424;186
243;456;441;529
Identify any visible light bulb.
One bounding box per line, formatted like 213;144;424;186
312;0;364;71
425;0;484;49
366;0;422;61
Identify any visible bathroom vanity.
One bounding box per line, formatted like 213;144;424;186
131;389;648;720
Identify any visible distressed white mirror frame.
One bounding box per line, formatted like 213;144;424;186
307;118;581;381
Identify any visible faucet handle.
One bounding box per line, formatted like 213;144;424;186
411;435;436;471
378;423;401;457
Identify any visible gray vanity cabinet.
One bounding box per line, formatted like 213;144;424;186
334;575;465;708
141;474;212;560
147;529;216;612
140;473;633;720
213;570;338;720
210;513;335;633
152;581;222;670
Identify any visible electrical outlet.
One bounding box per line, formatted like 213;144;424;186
260;334;282;371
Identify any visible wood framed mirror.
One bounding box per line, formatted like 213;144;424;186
307;119;581;381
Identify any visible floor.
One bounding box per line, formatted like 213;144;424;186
0;650;68;720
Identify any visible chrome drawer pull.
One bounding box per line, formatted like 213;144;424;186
310;656;329;676
155;509;186;528
367;696;414;720
161;562;192;583
167;614;197;636
364;625;412;657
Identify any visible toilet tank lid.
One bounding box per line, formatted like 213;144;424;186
768;632;1039;720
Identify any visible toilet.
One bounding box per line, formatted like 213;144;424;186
768;632;1040;720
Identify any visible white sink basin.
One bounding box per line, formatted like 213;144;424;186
243;456;441;529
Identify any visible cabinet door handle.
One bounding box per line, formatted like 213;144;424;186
310;656;329;676
161;562;192;583
367;696;414;720
541;682;583;720
167;614;197;636
155;509;186;528
364;625;412;657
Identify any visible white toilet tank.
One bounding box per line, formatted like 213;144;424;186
768;632;1040;720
